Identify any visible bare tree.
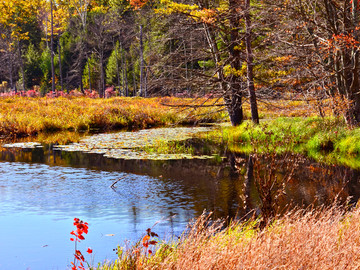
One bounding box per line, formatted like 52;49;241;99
267;0;360;125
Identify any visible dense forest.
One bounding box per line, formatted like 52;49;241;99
1;0;360;125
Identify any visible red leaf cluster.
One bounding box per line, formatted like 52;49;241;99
70;218;89;242
70;218;92;270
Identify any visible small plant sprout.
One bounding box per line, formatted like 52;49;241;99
70;218;93;270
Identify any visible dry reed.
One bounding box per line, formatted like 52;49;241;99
0;97;226;137
108;204;360;270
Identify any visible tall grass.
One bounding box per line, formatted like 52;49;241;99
0;97;227;137
99;204;360;269
204;117;360;167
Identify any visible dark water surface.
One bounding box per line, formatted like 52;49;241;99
0;143;360;269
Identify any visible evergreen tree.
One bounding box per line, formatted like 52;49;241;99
23;43;42;88
83;53;100;90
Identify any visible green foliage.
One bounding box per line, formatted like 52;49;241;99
39;47;52;94
40;47;51;77
83;53;100;90
198;59;215;69
106;41;122;87
23;43;42;88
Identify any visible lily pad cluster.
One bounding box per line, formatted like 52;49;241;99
54;127;215;160
3;142;43;149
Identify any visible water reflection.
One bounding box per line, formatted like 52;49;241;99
231;153;360;217
1;144;360;269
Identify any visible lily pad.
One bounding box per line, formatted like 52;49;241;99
55;127;215;160
3;142;43;149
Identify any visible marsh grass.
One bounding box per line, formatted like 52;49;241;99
138;140;195;155
203;117;360;168
0;97;226;137
96;203;360;270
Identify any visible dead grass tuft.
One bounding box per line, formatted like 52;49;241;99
106;204;360;269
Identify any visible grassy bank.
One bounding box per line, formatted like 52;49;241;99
202;117;360;168
95;204;360;269
0;95;324;138
0;96;227;137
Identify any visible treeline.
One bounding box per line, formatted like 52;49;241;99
1;0;360;126
0;0;211;98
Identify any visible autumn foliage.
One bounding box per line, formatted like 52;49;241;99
0;96;226;137
70;218;92;270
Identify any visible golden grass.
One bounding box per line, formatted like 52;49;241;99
258;98;326;118
0;94;333;138
0;97;227;137
103;204;360;269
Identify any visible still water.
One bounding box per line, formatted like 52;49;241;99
0;143;240;270
0;161;196;269
0;142;360;269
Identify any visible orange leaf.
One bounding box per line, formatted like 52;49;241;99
142;235;150;242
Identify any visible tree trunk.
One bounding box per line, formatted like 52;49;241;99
79;42;85;94
133;59;137;96
228;92;244;126
203;22;243;126
115;42;121;96
88;60;91;92
50;0;55;94
58;42;63;92
245;0;259;124
18;44;25;92
80;69;84;93
124;50;128;96
8;60;13;90
100;53;105;98
227;0;244;126
139;25;145;97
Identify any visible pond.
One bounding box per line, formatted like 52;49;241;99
1;128;360;269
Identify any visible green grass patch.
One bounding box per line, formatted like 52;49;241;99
202;117;360;168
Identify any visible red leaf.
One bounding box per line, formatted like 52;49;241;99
73;218;80;225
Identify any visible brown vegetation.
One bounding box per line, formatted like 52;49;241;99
107;204;360;269
0;96;226;137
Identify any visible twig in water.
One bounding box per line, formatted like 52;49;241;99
110;176;127;189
